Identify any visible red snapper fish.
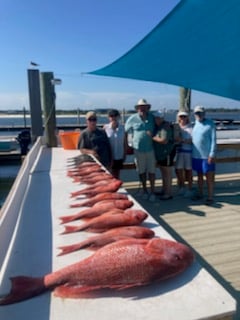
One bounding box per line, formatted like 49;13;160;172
71;179;121;198
62;209;148;234
58;226;155;255
67;166;103;177
61;199;133;224
70;192;129;208
73;173;114;184
70;179;122;198
0;238;194;305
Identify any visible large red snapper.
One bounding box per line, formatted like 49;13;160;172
0;238;194;305
58;226;155;255
60;199;133;224
70;179;121;198
70;179;122;198
62;210;148;234
73;173;113;183
67;165;103;177
70;192;129;208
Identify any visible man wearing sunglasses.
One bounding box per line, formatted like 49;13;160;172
78;111;112;168
192;106;216;205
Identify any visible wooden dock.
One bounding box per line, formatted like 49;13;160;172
123;172;240;319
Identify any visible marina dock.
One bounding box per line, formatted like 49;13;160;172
123;172;240;319
0;139;239;319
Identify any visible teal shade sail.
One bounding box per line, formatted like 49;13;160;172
89;0;240;101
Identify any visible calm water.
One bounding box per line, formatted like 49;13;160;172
0;110;240;130
0;111;240;206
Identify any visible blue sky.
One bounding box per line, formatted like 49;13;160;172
1;0;239;111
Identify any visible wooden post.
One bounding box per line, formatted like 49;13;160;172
27;69;43;141
40;72;57;147
179;87;191;113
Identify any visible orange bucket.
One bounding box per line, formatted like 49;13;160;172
59;131;80;150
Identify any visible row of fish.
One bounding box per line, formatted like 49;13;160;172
0;154;194;305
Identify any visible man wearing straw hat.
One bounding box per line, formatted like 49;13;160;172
125;99;156;202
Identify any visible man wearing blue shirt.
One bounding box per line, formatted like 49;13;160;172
192;106;216;205
125;99;156;202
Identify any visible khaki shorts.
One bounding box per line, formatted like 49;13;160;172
134;150;156;174
175;152;192;170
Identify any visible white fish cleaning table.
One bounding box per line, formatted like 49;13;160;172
0;140;236;319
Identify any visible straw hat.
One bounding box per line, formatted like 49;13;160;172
135;98;151;109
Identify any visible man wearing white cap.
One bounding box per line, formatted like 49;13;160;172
175;111;193;198
125;99;156;201
192;106;216;205
152;110;175;200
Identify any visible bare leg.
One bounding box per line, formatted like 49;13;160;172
206;171;215;200
185;169;193;190
197;172;204;196
175;168;185;188
148;172;155;194
139;172;148;193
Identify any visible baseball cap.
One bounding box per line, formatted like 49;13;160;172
194;106;205;113
153;110;164;118
177;111;189;117
86;111;97;119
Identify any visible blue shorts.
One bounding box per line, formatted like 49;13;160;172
192;158;215;174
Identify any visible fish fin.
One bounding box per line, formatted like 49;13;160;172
0;276;45;305
54;284;104;298
54;282;145;298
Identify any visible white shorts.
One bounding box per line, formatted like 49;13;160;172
175;152;192;170
134;150;156;174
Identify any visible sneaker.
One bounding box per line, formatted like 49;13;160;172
148;193;156;202
183;190;193;198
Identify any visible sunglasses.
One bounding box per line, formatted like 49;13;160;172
88;118;97;122
179;115;187;118
194;112;203;116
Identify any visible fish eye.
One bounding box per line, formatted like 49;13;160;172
174;254;181;261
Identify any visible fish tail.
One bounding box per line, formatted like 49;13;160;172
58;241;88;255
61;225;82;234
0;276;45;305
69;203;82;208
59;215;75;224
72;177;80;183
70;191;81;198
